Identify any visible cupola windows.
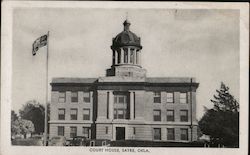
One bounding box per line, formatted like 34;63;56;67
113;47;141;66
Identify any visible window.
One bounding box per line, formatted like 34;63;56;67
133;127;136;135
167;110;174;122
58;91;66;103
130;49;134;64
153;110;161;121
83;109;90;120
118;50;121;64
136;50;139;64
105;127;108;134
119;96;125;103
180;110;188;122
58;126;64;136
153;92;161;103
107;92;109;119
153;128;161;140
114;95;127;104
82;127;90;138
58;109;65;120
70;127;77;138
83;91;90;103
71;91;78;102
180;128;188;140
118;109;125;119
180;92;187;104
124;49;128;63
167;128;175;140
114;109;117;119
166;92;174;103
113;94;129;119
70;109;78;120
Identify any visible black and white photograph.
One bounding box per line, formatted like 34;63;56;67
1;1;249;155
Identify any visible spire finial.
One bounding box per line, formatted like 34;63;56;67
123;12;131;31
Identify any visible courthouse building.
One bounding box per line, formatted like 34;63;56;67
49;19;199;142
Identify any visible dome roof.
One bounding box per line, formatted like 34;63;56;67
111;20;142;49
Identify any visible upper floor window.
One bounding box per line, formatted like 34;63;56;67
83;91;90;103
167;128;175;140
114;109;117;119
83;108;90;120
71;91;78;103
113;93;129;119
58;91;66;103
153;110;161;121
166;110;174;122
70;108;78;120
180;128;188;141
153;92;161;103
180;92;187;104
114;109;127;119
153;128;161;140
58;126;64;136
166;92;174;103
58;108;65;120
114;95;127;104
118;109;125;119
180;110;188;122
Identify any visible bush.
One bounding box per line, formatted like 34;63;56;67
110;140;205;147
12;138;43;146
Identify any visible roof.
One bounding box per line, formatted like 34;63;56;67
111;20;142;49
51;77;97;84
51;77;196;84
145;77;196;83
112;31;141;48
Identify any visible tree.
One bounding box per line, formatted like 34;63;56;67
18;119;35;138
199;82;239;147
11;110;18;122
11;110;20;137
11;114;35;139
19;100;45;134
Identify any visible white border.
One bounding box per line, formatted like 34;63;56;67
1;1;249;155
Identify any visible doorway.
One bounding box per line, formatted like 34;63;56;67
116;127;125;140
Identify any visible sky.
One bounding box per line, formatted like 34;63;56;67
12;8;239;119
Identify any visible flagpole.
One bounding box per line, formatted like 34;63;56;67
44;31;49;146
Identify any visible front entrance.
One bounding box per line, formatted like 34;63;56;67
116;127;125;140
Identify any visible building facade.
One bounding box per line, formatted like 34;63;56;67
49;20;199;142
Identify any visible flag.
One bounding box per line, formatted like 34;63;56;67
32;34;48;56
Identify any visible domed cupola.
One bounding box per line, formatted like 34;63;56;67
106;19;146;79
112;20;142;49
110;20;143;67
